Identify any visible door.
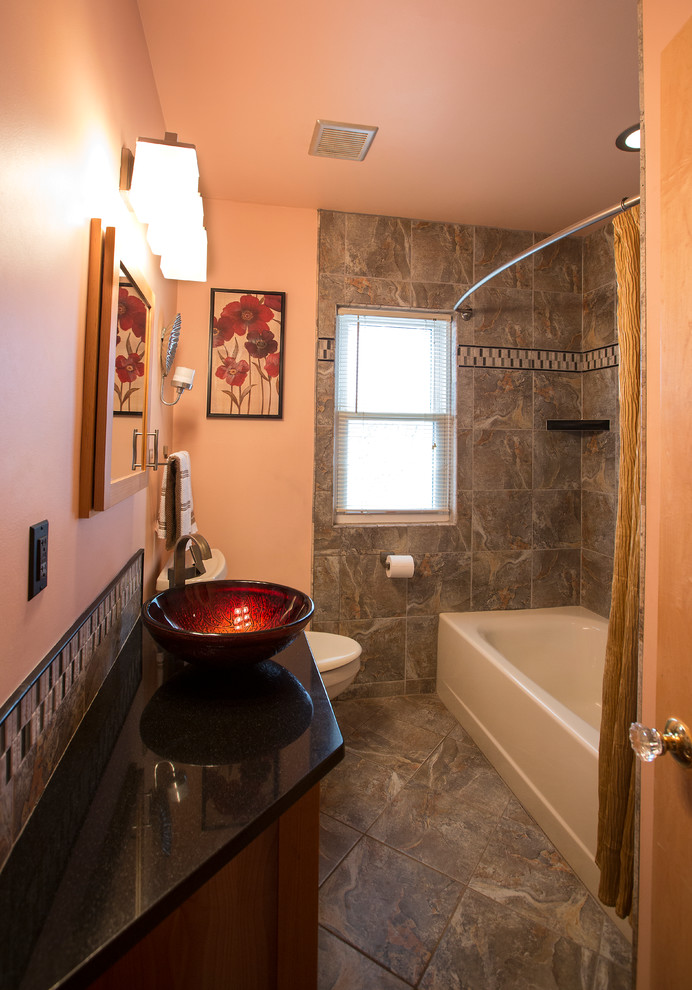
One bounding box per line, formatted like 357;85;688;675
642;8;692;983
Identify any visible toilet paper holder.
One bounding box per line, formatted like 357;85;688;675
381;554;415;579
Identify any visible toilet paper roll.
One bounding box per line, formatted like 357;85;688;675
385;554;415;579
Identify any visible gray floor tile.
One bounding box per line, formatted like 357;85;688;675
319;813;362;885
345;711;445;778
469;816;604;952
503;794;536;826
318;926;412;989
331;697;384;735
419;887;597;990
410;725;512;817
368;781;500;882
592;954;633;990
361;694;459;736
320;750;407;831
318;692;633;990
319;835;462;985
598;914;633;969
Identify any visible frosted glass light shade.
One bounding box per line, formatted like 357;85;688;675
160;226;208;282
146;193;204;255
129;140;200;224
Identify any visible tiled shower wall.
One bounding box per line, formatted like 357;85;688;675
312;211;618;697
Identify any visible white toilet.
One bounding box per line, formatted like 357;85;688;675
155;548;227;592
305;631;362;700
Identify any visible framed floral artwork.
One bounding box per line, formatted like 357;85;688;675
207;288;285;418
113;273;148;415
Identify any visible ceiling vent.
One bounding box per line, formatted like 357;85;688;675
308;120;378;161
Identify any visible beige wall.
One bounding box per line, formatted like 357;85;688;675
638;0;692;984
0;0;176;707
0;1;318;712
172;199;318;593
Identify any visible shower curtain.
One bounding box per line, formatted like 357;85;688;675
595;205;641;919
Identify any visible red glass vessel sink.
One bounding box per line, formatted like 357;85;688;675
142;580;314;668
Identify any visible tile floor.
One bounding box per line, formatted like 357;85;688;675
317;694;633;990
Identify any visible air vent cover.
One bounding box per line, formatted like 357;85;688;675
308;120;378;161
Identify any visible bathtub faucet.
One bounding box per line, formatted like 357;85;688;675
169;533;212;588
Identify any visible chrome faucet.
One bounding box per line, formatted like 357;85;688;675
169;533;212;588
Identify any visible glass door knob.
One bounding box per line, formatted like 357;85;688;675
629;718;692;767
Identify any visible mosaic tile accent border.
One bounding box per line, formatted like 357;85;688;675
0;551;142;865
318;338;335;362
457;344;579;372
317;337;618;372
456;343;618;372
582;344;619;371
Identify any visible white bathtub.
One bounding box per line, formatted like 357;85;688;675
436;605;607;909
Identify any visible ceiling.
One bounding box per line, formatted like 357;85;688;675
135;0;640;234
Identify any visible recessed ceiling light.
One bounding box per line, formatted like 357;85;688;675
308;120;378;161
616;124;640;152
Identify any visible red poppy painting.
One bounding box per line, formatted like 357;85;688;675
208;288;285;418
114;277;148;415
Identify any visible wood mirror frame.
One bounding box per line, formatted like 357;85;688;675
79;218;153;516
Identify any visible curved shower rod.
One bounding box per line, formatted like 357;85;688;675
454;194;641;319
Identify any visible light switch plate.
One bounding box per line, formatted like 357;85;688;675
29;520;48;599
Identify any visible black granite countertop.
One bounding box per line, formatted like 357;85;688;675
0;623;343;990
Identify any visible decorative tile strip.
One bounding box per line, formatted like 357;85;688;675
582;344;619;371
0;551;143;846
319;339;619;372
457;343;618;373
318;337;335;362
317;337;618;372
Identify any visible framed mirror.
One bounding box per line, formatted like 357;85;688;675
79;218;154;515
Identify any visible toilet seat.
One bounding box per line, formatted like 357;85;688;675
304;631;362;671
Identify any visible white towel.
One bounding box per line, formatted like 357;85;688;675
156;450;198;550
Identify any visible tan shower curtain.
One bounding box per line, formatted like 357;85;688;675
595;205;641;919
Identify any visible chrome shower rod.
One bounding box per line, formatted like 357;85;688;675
454;194;641;316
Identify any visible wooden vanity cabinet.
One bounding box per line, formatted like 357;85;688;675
89;785;320;990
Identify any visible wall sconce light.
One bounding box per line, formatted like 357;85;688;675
120;133;208;281
160;314;195;406
164;366;196;406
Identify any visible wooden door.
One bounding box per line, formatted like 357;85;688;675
647;10;692;982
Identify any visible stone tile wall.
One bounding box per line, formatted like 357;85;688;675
313;212;618;697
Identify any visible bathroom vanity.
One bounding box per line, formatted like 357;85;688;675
0;625;343;990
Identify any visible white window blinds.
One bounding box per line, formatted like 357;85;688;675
334;309;455;522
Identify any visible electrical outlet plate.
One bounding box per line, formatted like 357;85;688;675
29;520;48;599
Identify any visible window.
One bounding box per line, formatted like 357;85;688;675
334;308;455;524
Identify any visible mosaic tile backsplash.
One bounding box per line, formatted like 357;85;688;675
313;211;619;698
0;552;142;869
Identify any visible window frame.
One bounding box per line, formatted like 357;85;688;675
333;307;456;526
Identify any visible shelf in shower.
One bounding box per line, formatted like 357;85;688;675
546;419;610;431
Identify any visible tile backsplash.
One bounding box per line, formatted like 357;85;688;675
0;551;142;868
312;212;619;698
